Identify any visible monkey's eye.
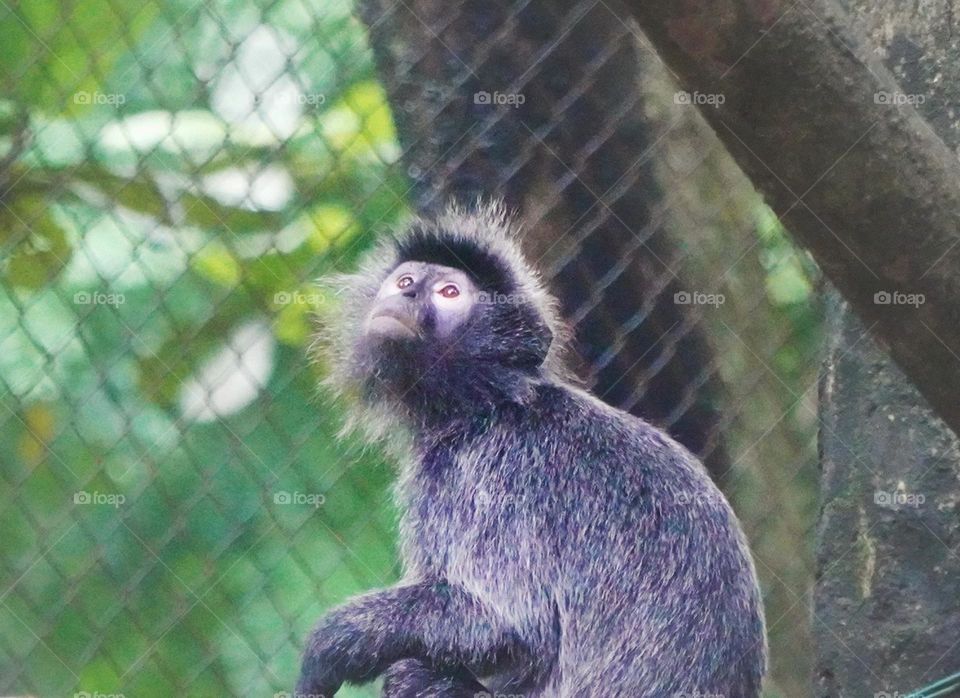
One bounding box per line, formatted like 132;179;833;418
438;284;460;299
396;275;414;289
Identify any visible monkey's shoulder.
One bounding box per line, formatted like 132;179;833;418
510;381;711;476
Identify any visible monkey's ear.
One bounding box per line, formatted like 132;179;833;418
515;306;553;369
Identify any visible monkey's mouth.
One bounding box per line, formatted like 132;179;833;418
366;310;419;339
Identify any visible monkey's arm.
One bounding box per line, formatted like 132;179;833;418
296;580;539;696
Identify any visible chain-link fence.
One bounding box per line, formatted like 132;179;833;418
1;1;820;696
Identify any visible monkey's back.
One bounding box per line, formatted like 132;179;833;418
546;385;765;696
399;380;766;697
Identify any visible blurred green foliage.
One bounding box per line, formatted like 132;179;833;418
1;0;407;694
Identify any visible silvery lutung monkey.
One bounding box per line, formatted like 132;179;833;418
298;204;766;697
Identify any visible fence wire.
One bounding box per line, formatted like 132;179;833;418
0;0;819;696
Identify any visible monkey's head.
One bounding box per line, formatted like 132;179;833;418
318;202;568;431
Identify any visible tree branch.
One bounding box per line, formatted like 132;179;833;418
622;0;960;434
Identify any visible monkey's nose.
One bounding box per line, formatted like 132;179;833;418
402;289;417;298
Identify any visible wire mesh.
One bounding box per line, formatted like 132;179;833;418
0;0;819;696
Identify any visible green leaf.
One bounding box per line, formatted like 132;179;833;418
192;243;242;288
0;193;71;289
0;1;159;114
180;193;284;234
302;203;359;252
71;164;172;222
320;80;398;158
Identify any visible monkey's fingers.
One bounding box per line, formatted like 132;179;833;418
295;657;341;698
381;658;489;698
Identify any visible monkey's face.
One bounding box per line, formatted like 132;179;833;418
365;261;479;343
337;228;555;413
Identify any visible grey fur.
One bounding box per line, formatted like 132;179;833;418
298;203;767;697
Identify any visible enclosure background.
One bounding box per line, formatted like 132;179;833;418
0;0;819;695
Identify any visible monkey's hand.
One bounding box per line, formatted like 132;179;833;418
296;580;543;696
294;611;362;697
381;658;489;698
